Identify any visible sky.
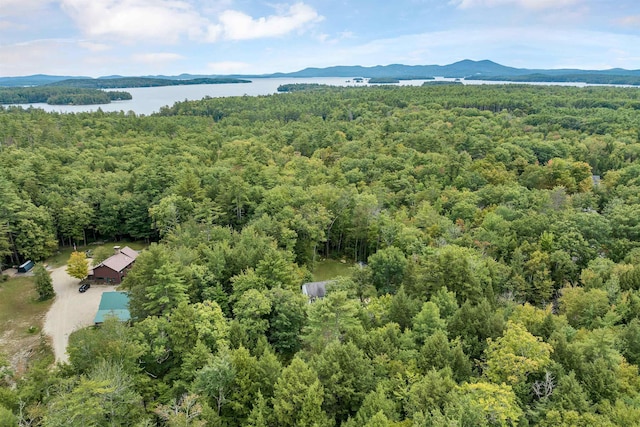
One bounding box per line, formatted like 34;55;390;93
1;0;640;77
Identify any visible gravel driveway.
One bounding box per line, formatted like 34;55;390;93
43;265;116;363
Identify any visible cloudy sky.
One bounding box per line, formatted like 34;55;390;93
1;0;639;77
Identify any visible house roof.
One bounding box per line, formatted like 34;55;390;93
94;291;131;323
95;246;138;273
119;246;139;260
302;281;330;298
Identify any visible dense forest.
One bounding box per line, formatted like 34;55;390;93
277;83;330;92
0;87;132;105
466;74;640;85
368;78;401;84
2;84;640;425
422;81;463;86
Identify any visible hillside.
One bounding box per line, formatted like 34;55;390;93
4;60;640;86
45;77;251;89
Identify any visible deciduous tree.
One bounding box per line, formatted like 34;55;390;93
65;251;88;281
484;320;553;386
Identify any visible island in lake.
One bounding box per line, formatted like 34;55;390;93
0;87;132;106
0;77;252;106
46;76;252;89
465;73;640;85
422;80;464;86
368;77;401;84
277;83;332;92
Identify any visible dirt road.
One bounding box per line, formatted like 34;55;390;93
43;266;115;363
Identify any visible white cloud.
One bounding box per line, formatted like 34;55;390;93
276;26;640;72
0;39;76;76
0;0;52;16
207;61;252;74
338;31;355;39
451;0;580;10
58;1;321;43
315;30;355;44
618;15;640;27
60;0;206;42
78;41;111;52
0;20;24;30
215;3;323;41
132;52;185;64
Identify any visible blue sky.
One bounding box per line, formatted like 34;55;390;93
1;0;639;77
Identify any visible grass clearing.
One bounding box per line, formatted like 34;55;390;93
0;276;54;374
312;259;354;282
46;240;149;268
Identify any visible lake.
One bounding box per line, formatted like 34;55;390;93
5;77;635;115
6;77;433;116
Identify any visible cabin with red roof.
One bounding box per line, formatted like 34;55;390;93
88;246;139;284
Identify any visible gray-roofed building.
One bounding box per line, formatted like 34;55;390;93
88;246;139;284
302;281;331;300
119;246;139;259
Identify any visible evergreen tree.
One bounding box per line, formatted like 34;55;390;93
33;263;54;301
272;357;331;427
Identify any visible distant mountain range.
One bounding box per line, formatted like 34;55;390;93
45;77;251;89
3;60;640;87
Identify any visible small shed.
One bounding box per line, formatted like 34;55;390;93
18;260;35;273
94;291;131;324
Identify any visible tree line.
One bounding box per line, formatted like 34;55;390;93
46;77;252;89
1;84;640;425
0;87;132;105
466;74;640;85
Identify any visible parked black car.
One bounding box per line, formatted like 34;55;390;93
79;283;90;293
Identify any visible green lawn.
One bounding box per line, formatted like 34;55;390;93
45;240;149;268
311;259;354;282
0;276;51;334
0;276;54;371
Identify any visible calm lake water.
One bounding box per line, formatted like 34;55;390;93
6;76;635;116
7;77;433;115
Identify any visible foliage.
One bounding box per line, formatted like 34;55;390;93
367;246;407;294
466;73;640;85
33;263;54;301
272;357;331;427
2;84;640;425
46;77;251;89
194;351;236;415
484;320;553;385
65;251;88;280
368;78;401;84
91;246;114;266
277;83;330;92
0;87;131;105
450;382;523;426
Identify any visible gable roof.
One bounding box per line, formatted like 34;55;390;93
94;291;131;323
119;246;139;260
95;246;138;273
